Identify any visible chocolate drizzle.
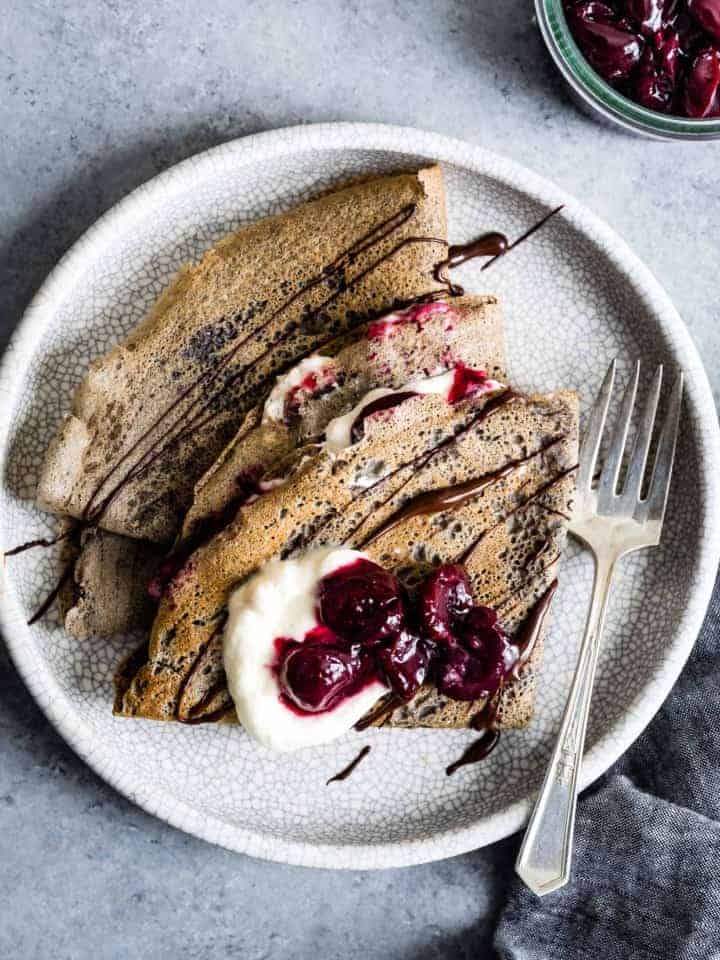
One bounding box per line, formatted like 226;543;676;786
326;745;372;784
3;528;74;557
360;463;517;548
446;727;501;775
512;578;558;678
432;204;564;295
359;430;571;551
480;205;564;272
350;390;419;444
344;391;523;548
80;204;442;527
354;694;404;731
524;538;551;570
12;201;451;627
458;462;578;565
434;233;509;295
11;199;568;635
177;393;527;718
26;562;74;626
180;694;234;726
112;637;151;713
445;691;504;775
175;616;228;722
387;389;522;489
445;579;559;774
80;203;564;533
186;208;564;480
10;524;82;627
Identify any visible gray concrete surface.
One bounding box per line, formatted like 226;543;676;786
1;1;718;958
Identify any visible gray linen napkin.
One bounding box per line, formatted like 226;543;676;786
494;570;720;959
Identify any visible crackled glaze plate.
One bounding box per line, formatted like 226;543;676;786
2;123;719;869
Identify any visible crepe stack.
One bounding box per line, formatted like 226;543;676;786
39;167;449;636
36;165;578;738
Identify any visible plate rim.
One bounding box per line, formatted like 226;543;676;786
2;120;719;869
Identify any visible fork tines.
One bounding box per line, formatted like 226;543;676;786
577;359;683;531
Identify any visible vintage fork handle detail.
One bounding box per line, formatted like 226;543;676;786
515;552;617;897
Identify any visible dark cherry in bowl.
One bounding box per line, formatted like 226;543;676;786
564;0;720;117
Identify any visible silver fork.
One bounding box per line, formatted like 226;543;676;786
515;358;683;897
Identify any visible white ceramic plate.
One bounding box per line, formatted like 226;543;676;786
2;123;719;869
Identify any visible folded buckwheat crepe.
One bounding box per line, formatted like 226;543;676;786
38;167;449;544
60;293;505;638
114;386;578;730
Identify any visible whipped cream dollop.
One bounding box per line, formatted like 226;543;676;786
223;547;388;752
262;356;334;425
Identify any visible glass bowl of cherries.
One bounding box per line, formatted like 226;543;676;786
536;0;720;138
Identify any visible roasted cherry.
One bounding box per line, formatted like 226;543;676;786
279;644;362;713
688;0;720;42
418;564;517;703
280;558;521;716
303;623;345;646
420;564;474;644
567;6;644;83
366;301;453;341
634;39;677;109
624;0;665;34
436;640;506;702
565;0;720;117
457;605;500;652
376;628;431;700
461;611;519;673
446;363;493;404
669;10;706;55
564;2;619;25
655;27;683;81
683;45;720;114
318;558;405;646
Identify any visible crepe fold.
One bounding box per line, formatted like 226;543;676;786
59;291;505;639
114;386;578;731
181;295;505;544
59;528;164;639
38;167;448;545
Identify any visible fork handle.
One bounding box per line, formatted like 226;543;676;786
515;553;616;896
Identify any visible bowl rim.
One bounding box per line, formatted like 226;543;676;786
535;0;720;141
2;121;720;868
